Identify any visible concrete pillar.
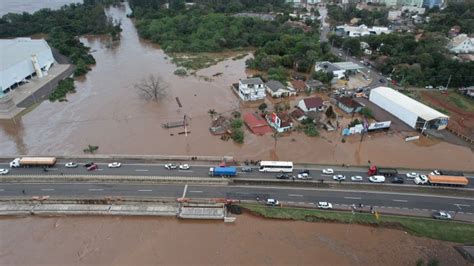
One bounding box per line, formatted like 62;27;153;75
31;55;43;78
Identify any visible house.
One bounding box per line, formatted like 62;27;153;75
387;11;402;21
448;26;461;38
209;116;230;135
447;34;474;54
305;79;326;91
243;113;273;135
401;6;425;14
290;80;308;93
266;112;293;133
337;97;363;114
237;78;266;101
335;24;391;38
290;108;307;122
265;80;296;98
315;61;345;79
298;97;324;112
459;86;474;98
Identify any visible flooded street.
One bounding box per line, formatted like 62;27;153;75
0;214;467;265
0;3;472;170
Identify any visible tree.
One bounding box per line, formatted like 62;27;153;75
231;128;244;144
359;107;373;118
231;118;243;129
325;105;336;119
83;145;99;154
208;109;217;119
135;74;168;101
258;102;268;113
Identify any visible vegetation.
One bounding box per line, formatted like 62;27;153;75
301;118;319;137
242;204;474;243
423;2;474;34
83;145;99;154
359;107;373;119
327;4;389;27
173;68;187;76
267;66;288;84
312;70;334;85
258;103;268;113
231;128;244;144
49;78;75;102
231;118;243;129
134;74;168;101
348;118;361;128
208;109;217;119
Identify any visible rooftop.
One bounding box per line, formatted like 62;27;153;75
243;113;272;135
240;77;263;85
265;80;286;92
333;62;364;71
338;96;362;108
290;80;307;91
303;97;324;109
0;38;52;71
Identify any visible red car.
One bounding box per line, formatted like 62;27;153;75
87;164;98;171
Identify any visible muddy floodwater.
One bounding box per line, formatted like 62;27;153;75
0;3;473;171
0;214;468;265
0;0;82;16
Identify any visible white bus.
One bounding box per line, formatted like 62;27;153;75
259;161;294;173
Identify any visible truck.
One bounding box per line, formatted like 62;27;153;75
368;166;398;177
10;157;57;168
427;175;469;187
432;170;464;176
209;166;237;177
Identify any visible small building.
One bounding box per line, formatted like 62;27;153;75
243;113;273;135
315;61;346;79
337;97;363;114
290;80;308;93
290;108;307;122
305;79;326;91
335;24;391;38
265;80;296;98
447;34;474;54
369;87;449;131
448;26;461;38
237;78;266;101
387;10;402;21
266;112;293;133
298;97;324;112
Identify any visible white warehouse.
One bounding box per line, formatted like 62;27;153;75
0;38;55;93
369;87;449;131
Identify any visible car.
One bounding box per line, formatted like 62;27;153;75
430;170;441;175
317;201;333;209
87;164;98;171
276;173;291;179
266;198;280;206
425;85;433;89
391;176;404;184
0;168;9;175
179;164;190;170
333;175;346;181
414;175;428;185
108;162;121;168
322;168;334;174
351;176;363;182
299;169;310;175
369;175;385;183
338;53;342;56
405;172;419;178
65;162;78;168
84;162;94;168
379;79;385;83
165;163;178;170
432;211;452;220
297;173;312;180
241;166;252;172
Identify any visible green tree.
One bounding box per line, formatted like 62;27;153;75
231;128;244;144
208;109;217;119
231;118;243;129
359;107;373;118
258;102;268;113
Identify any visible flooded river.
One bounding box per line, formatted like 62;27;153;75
0;2;472;170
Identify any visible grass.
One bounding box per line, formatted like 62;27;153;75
447;92;474;112
241;204;474;244
171;53;227;70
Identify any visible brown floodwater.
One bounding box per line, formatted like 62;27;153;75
0;3;472;171
0;0;82;16
0;214;468;266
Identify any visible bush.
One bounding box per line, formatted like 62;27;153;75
341;138;346;143
49;78;75;102
258;102;268;112
304;124;320;137
231;128;244;144
173;68;187;76
359;107;374;118
348;118;361;127
232;111;241;118
231;118;243;129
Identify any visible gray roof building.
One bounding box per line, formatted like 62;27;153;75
265;80;286;92
241;77;264;85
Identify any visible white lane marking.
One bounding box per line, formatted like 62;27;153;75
138;189;152;192
393;199;408;202
97;169;104;171
41;188;54;191
182;184;188;198
288;194;304;197
135;169;149;172
236;192;250;194
189;190;203;193
344;197;361;200
454;204;471;207
178;170;194;173
0;189;4;192
88;188;104;191
47;168;58;171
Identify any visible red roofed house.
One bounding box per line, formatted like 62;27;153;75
290;107;307;121
266;112;293;133
290;80;308;93
297;97;324;112
243;113;273;135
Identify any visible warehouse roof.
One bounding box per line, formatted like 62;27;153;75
371;87;449;121
0;38;51;71
333;62;364;71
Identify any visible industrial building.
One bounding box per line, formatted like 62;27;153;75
0;38;54;93
369;87;449;131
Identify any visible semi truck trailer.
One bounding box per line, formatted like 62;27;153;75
209;166;237;177
10;157;57;168
427;175;469;186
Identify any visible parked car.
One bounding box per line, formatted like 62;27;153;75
84;162;94;168
430;170;441;175
432;211;452;220
0;168;9;175
391;176;404;184
65;162;78;168
317;201;333;209
266;199;280;206
322;168;334;174
108;162;121;168
369;175;385;183
379;79;385;83
414;175;428;185
333;175;346;181
425;85;433;89
297;173;312;180
299;169;310;175
276;173;291;179
165;163;178;170
351;176;363;182
179;164;190;170
406;172;419;178
241;166;252;172
87;164;98;171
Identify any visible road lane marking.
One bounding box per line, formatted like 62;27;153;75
189;190;203;193
0;189;4;191
182;184;188;198
236;192;250;194
88;189;104;191
135;169;149;172
178;170;194;173
41;188;54;191
138;189;152;192
47;168;58;171
288;194;303;197
393;199;408;202
454;204;471;207
344;197;361;200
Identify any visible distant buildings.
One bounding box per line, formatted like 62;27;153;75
361;0;423;7
0;38;54;93
447;34;474;54
335;24;391;37
422;0;443;9
237;78;266;101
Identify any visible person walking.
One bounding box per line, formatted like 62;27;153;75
22;189;25;195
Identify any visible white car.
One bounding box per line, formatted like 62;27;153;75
430;170;441;175
65;162;78;168
369;175;385;183
179;164;190;170
108;162;121;168
266;199;280;206
165;163;178;170
317;201;333;209
0;168;9;175
351;176;363;182
406;172;419;178
333;175;346;181
322;168;334;174
414;175;428;185
297;173;312;180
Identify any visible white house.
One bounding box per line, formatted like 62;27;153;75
265;80;296;98
315;61;346;79
237;78;266;101
447;34;474;54
335;24;391;38
266;112;293;133
297;97;325;112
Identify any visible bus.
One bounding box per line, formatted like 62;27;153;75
259;161;293;173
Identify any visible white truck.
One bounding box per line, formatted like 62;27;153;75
10;157;57;168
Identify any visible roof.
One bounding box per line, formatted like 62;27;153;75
303;97;324;109
265;80;286;92
0;38;52;71
241;77;263;85
243;113;272;135
290;80;307;91
371;87;449;121
316;61;342;73
306;79;324;88
333;62;364;71
448;34;472;48
277;112;293;127
290;108;306;119
338;97;362;109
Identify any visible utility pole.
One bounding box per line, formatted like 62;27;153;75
445;74;452;90
184;114;187;137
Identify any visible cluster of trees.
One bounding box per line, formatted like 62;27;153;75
0;2;122;76
327;4;389;27
423;2;474;34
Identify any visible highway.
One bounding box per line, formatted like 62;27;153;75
1;183;473;215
